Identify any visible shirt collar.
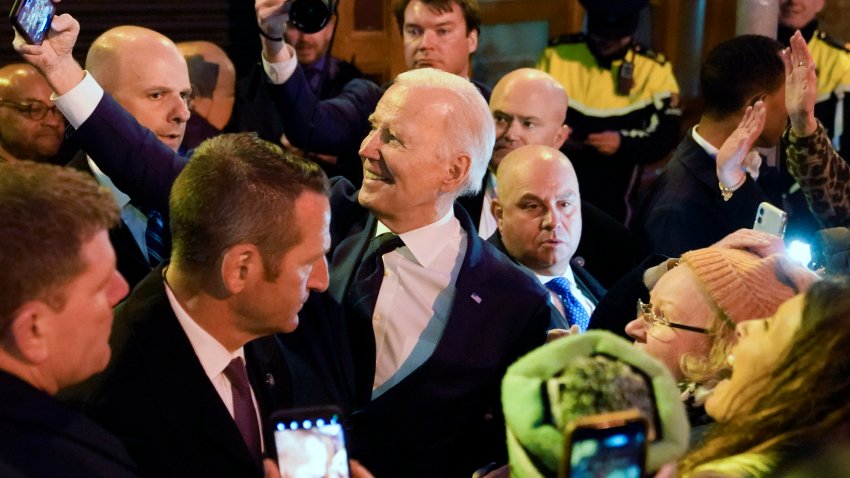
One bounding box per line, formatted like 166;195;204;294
164;279;245;381
87;156;131;209
691;126;718;159
535;264;577;288
374;208;460;267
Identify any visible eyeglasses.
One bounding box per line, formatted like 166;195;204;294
0;99;61;121
636;299;710;334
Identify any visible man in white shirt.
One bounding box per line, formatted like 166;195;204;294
295;67;551;477
489;144;606;333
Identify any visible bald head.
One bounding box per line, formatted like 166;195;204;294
490;68;570;169
493;145;581;275
176;41;236;130
0;64;64;162
85;26;192;151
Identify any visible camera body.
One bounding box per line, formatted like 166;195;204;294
290;0;335;33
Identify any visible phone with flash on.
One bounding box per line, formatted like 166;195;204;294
272;406;350;478
560;409;648;478
752;201;788;238
9;0;54;45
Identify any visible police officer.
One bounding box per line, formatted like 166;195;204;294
537;0;681;224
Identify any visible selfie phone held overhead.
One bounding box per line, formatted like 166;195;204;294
271;406;351;478
9;0;55;45
560;409;648;478
752;202;788;239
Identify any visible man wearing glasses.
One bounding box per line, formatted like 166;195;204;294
0;64;64;163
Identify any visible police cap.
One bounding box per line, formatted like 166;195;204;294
580;0;648;39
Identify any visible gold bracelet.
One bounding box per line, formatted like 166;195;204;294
719;175;746;202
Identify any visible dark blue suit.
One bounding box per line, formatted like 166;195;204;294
0;371;139;477
282;178;549;477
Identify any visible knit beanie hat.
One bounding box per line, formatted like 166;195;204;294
680;248;819;325
502;331;689;477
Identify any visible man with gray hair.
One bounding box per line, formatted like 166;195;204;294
294;67;551;477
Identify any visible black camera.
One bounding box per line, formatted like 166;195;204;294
289;0;335;33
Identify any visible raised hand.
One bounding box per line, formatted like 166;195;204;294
12;2;85;95
782;30;818;136
716;100;766;189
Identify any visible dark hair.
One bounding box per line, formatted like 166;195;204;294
169;133;329;283
700;34;785;118
0;162;119;330
679;277;850;473
393;0;481;35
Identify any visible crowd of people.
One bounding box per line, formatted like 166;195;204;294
3;0;850;477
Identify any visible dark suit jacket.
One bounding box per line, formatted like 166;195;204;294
486;230;606;330
635;132;770;257
285;178;549;477
86;266;294;478
230;57;365;183
0;371;139;477
67;152;152;290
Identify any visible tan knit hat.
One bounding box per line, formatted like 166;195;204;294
680;248;819;325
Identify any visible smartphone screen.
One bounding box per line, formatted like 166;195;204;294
272;407;350;478
9;0;55;45
565;419;647;478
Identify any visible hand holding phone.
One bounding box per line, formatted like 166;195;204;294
272;406;350;478
752;202;788;238
560;409;648;478
9;0;54;45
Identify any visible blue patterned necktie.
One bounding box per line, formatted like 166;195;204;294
145;209;167;267
545;276;591;332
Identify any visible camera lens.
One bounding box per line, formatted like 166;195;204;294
289;0;333;33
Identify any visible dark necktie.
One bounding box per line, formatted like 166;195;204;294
145;209;167;267
223;357;262;463
347;233;405;322
545;277;591;332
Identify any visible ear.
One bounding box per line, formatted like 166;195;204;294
466;28;478;55
220;244;261;295
7;301;52;363
491;198;504;224
441;153;472;193
553;124;570;149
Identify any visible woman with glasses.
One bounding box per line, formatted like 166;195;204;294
623;245;817;432
678;277;850;476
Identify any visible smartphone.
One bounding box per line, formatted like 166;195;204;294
560;409;648;478
272;406;350;478
9;0;54;45
753;202;788;238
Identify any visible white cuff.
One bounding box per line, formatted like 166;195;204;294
52;71;103;129
261;44;299;85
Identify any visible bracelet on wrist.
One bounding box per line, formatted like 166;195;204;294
719;175;747;202
258;29;284;42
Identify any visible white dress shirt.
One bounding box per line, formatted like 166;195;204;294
51;71;103;128
164;281;264;450
535;266;594;320
88;157;148;256
371;209;467;398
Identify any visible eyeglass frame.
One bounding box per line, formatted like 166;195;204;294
0;98;61;121
636;298;711;335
